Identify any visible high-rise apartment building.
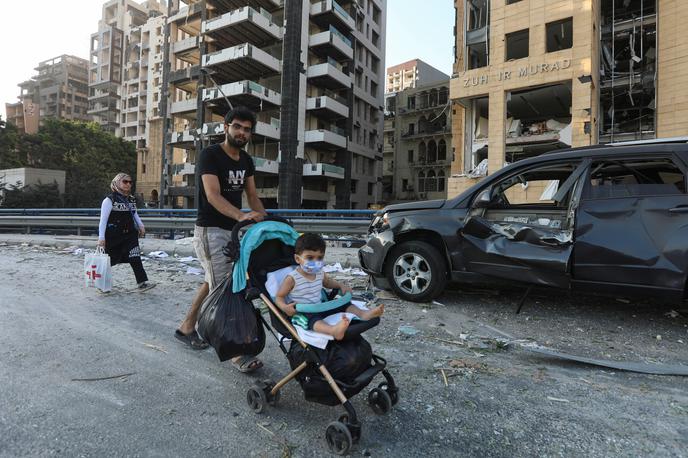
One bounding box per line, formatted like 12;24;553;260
152;0;386;209
5;55;90;134
385;59;449;93
88;0;165;139
449;0;688;197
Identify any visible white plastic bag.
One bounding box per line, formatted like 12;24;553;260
84;247;113;292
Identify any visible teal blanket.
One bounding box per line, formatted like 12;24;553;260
232;221;300;293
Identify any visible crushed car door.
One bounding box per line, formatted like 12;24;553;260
572;155;688;297
460;160;589;288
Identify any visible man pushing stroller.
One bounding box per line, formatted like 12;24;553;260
275;233;385;340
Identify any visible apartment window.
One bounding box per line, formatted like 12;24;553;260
351;180;358;194
408;150;414;163
407;96;415;109
408;123;415;135
546;18;573;52
372;4;381;25
505;29;529;60
402;179;408;191
368;182;374;195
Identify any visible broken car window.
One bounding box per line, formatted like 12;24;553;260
587;158;685;199
491;163;581;208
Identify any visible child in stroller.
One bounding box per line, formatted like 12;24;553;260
275;233;385;340
223;217;398;455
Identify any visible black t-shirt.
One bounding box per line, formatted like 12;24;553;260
195;143;255;230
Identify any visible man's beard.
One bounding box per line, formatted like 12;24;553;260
226;133;248;148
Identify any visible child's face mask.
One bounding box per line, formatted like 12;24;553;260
297;255;325;274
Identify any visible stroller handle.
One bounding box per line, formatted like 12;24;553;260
230;214;292;245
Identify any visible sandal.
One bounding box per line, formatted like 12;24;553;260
231;355;263;373
174;329;209;350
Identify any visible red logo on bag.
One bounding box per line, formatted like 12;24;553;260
86;265;101;280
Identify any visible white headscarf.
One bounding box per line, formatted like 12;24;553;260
111;173;131;195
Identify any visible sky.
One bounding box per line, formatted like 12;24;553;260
0;0;454;121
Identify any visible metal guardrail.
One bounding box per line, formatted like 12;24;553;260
0;209;376;235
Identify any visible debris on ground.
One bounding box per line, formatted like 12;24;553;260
148;251;169;258
398;325;420;336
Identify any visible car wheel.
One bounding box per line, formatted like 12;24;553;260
385;241;447;302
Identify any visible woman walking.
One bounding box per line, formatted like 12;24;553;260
97;173;154;291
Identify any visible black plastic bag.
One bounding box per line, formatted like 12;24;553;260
197;275;265;361
287;336;373;405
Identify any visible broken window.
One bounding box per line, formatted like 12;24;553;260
465;0;490;69
505;82;572;162
438;171;446;192
428;140;438;163
408;149;414;163
484;161;584;230
587;158;685;199
546;18;573;52
505;29;529;61
464;96;489;173
438;139;447;161
599;0;657;143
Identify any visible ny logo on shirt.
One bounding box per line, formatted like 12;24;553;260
228;170;246;186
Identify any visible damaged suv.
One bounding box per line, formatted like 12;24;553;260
360;140;688;302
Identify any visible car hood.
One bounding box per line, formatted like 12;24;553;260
384;199;446;213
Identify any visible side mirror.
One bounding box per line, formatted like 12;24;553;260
473;188;492;208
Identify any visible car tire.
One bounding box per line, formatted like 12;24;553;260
385;241;447;302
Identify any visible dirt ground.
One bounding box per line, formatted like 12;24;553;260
0;235;687;457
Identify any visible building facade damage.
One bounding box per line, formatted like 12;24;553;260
449;0;688;198
5;55;90;134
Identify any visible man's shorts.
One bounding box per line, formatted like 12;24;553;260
192;225;233;290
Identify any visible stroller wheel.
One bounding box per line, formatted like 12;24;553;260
379;381;399;406
368;387;392;415
247;386;267;414
325;421;353;456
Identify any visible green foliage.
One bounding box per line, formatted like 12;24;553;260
0;181;63;208
0;118;136;208
0;116;23;169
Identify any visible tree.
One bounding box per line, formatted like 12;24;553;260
0;118;137;208
0;181;62;208
0;116;22;169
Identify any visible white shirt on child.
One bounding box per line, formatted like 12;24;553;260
287;269;324;305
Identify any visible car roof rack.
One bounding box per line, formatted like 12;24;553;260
608;136;688;146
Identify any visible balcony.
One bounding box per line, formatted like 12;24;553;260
168;128;199;149
306;60;351;90
254;157;279;174
303;163;345;179
304;128;347;150
201;120;280;142
202;80;281;113
172;36;200;65
170;99;196;115
168;185;196;197
310;0;355;32
169;65;200;92
177;163;196;176
203;7;282;48
203;44;281;83
211;0;282;15
309;27;353;61
306;95;349;120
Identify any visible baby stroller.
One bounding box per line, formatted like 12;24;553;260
224;216;399;455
